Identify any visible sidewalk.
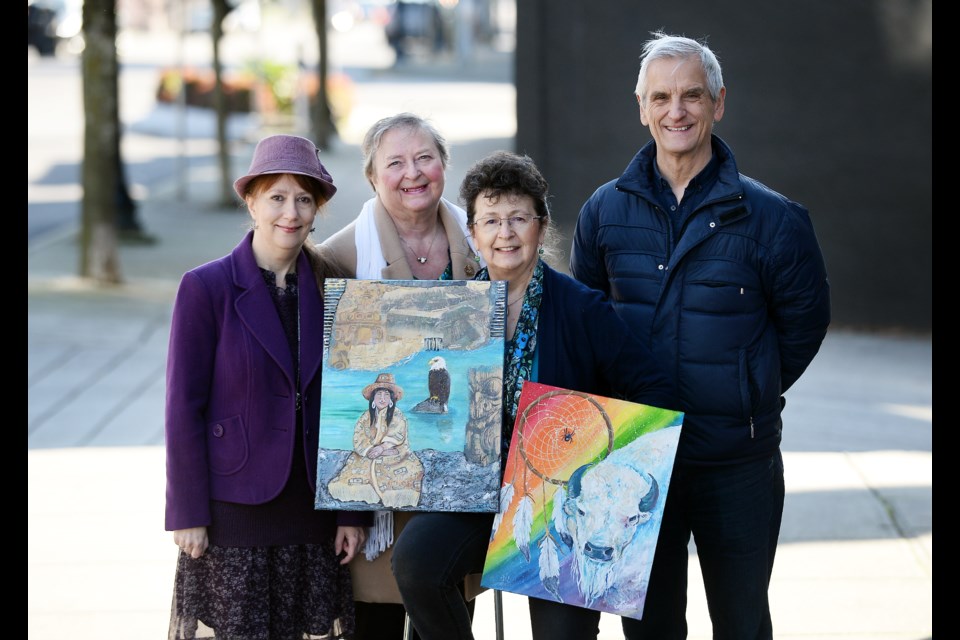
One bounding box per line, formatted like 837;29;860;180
28;63;931;640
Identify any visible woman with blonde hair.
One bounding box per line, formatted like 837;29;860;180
320;113;486;639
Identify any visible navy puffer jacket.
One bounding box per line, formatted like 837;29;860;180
571;135;830;465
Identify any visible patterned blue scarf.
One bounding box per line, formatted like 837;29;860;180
475;259;544;460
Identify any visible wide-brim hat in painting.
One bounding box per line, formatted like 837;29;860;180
362;372;405;401
233;134;337;201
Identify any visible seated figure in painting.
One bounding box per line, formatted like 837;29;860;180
329;373;425;509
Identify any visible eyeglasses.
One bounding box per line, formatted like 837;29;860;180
471;214;541;233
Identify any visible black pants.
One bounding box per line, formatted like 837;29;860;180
349;596;476;640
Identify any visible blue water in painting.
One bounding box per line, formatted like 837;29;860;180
318;340;504;452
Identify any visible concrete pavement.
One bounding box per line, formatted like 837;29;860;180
28;47;931;640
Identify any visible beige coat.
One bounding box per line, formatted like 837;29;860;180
321;197;481;282
320;195;484;603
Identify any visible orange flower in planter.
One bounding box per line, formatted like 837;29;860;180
154;65;355;125
155;67;256;113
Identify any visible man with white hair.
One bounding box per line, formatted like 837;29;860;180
570;31;831;640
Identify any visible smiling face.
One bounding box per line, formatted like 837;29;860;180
370;126;446;220
246;173;319;256
638;54;725;166
470;192;546;284
373;388;392;409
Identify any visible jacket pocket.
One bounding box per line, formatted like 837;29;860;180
685;259;763;316
738;349;754;427
207;414;249;475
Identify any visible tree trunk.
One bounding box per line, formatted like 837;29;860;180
310;0;336;148
211;0;234;207
79;0;122;283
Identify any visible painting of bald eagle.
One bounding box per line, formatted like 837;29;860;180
412;356;451;413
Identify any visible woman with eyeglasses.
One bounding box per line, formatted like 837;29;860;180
389;150;678;640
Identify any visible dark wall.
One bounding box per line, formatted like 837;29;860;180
515;1;931;332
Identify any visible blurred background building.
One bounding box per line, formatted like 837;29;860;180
515;0;932;333
28;0;931;333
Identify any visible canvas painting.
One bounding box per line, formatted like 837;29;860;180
315;278;507;514
481;381;684;620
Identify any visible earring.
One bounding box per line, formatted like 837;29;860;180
310;228;316;232
538;244;544;256
254;223;259;230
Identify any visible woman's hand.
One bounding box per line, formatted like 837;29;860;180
366;444;384;459
336;526;367;565
173;526;209;559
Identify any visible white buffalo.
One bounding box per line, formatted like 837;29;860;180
556;426;680;610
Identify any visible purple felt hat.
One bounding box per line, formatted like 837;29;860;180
233;134;337;201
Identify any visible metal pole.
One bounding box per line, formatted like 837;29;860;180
494;589;504;640
456;0;474;65
403;611;415;640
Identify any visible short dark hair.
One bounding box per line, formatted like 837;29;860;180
459;151;550;225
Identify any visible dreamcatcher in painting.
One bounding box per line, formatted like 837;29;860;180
492;387;614;600
483;382;683;618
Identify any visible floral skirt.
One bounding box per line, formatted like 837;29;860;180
168;540;355;640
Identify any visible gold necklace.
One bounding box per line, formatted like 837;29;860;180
399;224;441;265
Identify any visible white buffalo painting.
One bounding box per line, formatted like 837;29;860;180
481;382;683;620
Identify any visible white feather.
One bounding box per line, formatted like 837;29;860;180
551;485;567;538
538;535;560;580
538;534;563;600
513;495;534;561
492;482;516;536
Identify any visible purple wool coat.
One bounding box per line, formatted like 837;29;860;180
164;231;367;532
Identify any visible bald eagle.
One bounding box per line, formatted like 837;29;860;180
412;356;451;413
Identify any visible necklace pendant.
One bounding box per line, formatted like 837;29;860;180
417;256;428;264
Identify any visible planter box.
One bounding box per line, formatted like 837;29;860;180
155;67;355;121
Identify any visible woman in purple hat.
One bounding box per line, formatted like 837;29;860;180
164;134;370;639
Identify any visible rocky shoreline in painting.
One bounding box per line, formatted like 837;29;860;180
316;448;501;512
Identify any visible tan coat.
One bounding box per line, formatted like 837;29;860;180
320;195;484;604
320;197;481;281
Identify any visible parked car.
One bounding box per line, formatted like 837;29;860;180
384;0;448;61
27;0;81;57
